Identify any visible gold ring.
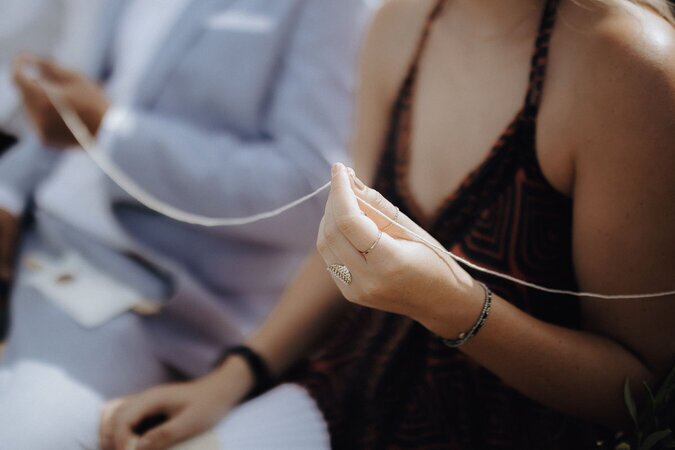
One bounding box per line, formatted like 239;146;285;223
360;231;383;256
327;264;352;285
381;207;400;232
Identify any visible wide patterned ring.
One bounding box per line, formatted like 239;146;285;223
327;263;353;285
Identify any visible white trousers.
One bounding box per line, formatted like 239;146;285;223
0;239;172;449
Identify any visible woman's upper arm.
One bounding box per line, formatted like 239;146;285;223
571;22;675;378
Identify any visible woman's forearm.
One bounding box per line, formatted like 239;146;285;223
422;294;652;428
237;250;347;378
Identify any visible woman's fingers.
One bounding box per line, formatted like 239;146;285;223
110;393;171;450
99;399;124;450
12;54;34;81
319;211;368;273
349;172;429;240
33;57;77;83
323;164;398;268
349;173;399;230
136;412;201;450
12;58;43;99
111;411;139;450
328;164;382;254
317;215;346;268
317;199;370;295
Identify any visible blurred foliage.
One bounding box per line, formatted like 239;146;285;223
598;365;675;450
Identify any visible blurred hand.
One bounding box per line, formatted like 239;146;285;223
317;163;484;336
100;358;254;450
12;54;109;148
0;209;19;304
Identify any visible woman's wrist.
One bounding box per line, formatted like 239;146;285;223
216;345;274;398
417;280;487;341
439;282;492;347
209;354;257;405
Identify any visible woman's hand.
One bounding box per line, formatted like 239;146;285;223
317;163;484;337
100;358;254;450
12;54;109;148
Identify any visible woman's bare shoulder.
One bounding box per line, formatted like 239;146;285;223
554;0;675;162
568;1;673;71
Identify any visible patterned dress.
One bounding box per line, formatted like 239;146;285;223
295;0;601;448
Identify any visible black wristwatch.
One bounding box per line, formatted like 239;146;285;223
214;345;274;399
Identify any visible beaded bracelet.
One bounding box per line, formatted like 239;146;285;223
441;282;492;348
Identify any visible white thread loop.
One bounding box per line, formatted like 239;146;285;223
38;78;675;300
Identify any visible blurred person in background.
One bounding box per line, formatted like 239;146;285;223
101;0;675;449
0;0;103;320
0;0;374;448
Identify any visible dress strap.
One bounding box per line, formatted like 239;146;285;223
401;0;447;88
524;0;561;116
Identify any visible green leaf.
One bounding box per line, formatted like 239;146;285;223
626;379;640;430
657;384;675;407
656;365;675;406
639;430;672;450
644;382;659;429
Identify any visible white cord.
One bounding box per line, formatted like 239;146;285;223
356;198;675;300
39;79;675;300
41;82;331;227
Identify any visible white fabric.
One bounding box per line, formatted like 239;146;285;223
0;361;104;449
214;384;329;450
34;0;193;248
0;230;174;449
1;234;328;449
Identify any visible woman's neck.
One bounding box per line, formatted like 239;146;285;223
446;0;545;40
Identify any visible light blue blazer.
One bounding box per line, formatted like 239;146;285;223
0;0;373;376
